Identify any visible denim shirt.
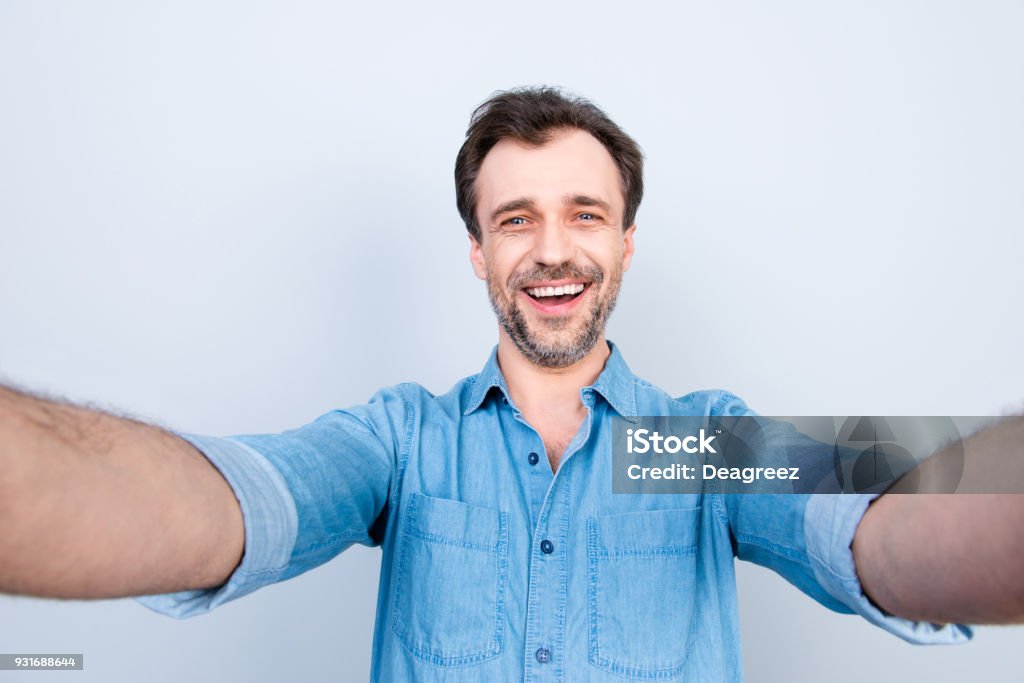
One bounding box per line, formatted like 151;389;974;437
138;342;970;681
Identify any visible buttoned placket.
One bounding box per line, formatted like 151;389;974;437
512;387;597;683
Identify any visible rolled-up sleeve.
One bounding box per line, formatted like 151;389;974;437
135;434;298;618
136;385;406;619
804;493;973;644
711;390;973;645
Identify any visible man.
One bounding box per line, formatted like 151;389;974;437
1;86;1021;681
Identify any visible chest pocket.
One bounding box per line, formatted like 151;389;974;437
587;506;701;679
392;492;509;667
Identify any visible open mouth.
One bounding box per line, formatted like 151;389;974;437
521;282;590;312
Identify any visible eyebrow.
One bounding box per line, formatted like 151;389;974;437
566;194;612;214
490;197;537;223
489;194;613;223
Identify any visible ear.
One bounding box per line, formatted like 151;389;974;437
622;224;637;272
469;232;487;280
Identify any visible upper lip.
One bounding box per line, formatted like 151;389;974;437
521;279;589;289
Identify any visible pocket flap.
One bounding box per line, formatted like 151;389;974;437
593;506;701;557
409;492;502;551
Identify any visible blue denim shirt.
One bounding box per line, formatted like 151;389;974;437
138;342;970;681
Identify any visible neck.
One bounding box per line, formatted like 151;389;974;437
496;328;611;416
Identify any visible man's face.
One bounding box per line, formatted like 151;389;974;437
469;128;636;368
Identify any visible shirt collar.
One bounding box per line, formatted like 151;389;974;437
463;345;510;415
463;340;638;422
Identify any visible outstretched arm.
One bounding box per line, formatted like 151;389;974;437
852;416;1024;624
0;385;244;599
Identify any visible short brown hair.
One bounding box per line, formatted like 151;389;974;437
455;86;644;241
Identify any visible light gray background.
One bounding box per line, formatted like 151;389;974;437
1;1;1022;681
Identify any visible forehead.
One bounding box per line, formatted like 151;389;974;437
475;128;623;220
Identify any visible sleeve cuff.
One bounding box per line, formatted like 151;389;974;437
804;493;974;645
135;432;299;618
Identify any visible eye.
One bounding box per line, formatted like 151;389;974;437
502;216;528;226
577;212;601;222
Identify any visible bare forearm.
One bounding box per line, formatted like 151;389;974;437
853;416;1024;624
0;385;243;599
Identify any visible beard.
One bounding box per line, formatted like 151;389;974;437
486;260;624;369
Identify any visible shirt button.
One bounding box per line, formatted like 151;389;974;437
535;647;551;664
527;452;539;465
540;539;554;554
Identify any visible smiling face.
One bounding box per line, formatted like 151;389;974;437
469;128;636;369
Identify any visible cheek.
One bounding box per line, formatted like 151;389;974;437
579;237;625;272
486;242;530;279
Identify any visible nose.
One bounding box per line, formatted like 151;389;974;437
530;221;575;267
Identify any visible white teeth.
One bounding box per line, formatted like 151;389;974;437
526;283;586;298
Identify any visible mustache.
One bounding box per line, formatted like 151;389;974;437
507;263;605;290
